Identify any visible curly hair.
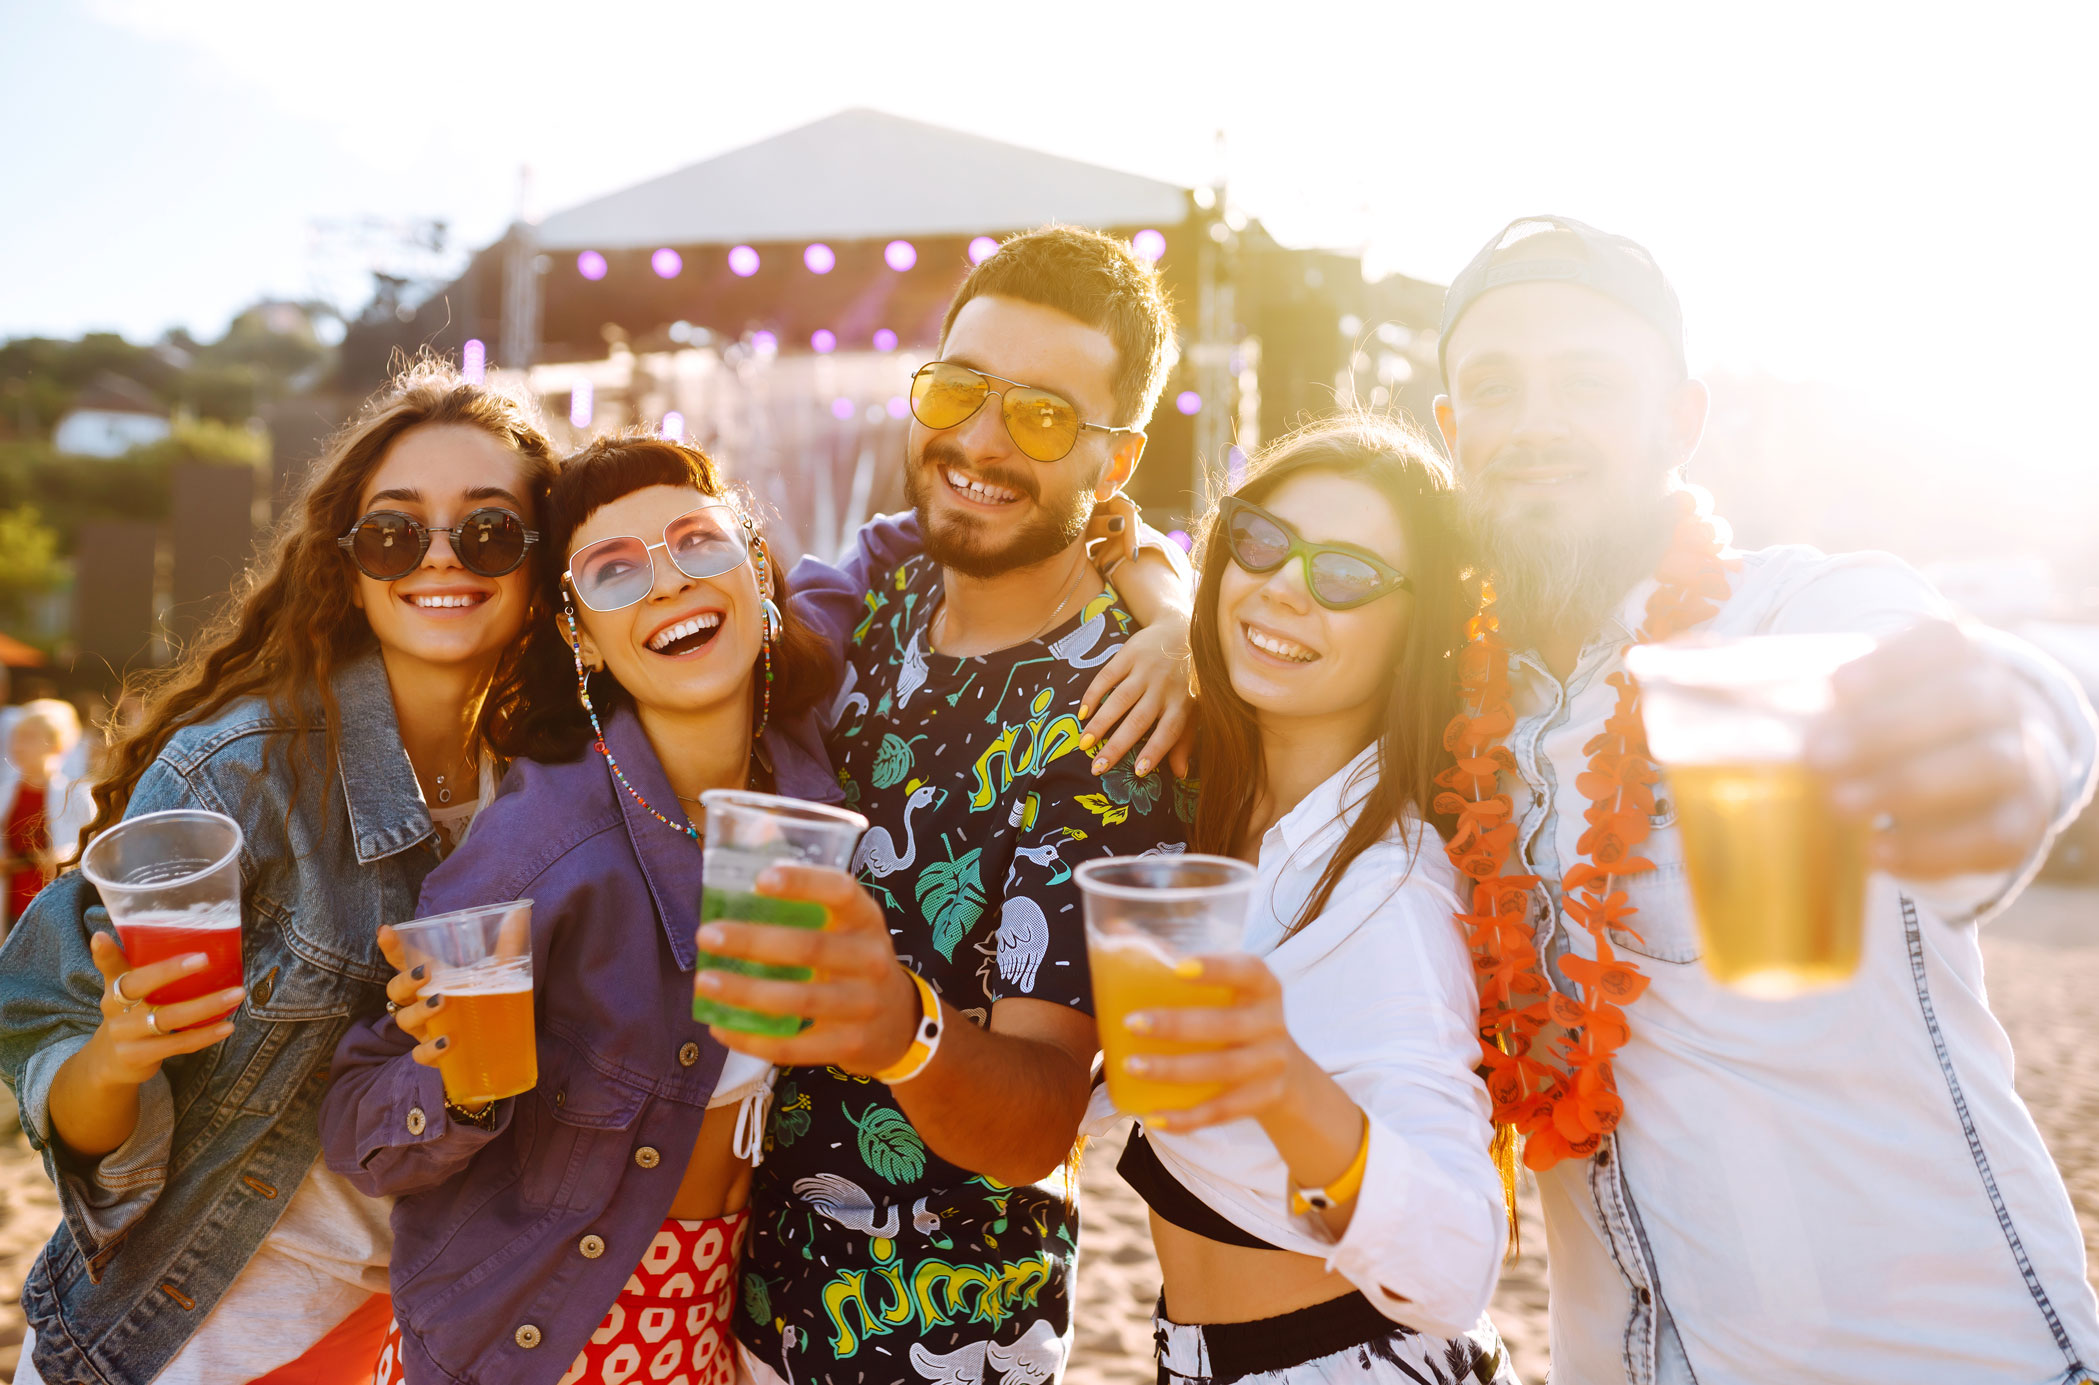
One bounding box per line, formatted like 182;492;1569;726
84;359;557;847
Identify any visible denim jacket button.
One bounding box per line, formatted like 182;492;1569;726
678;1042;700;1067
634;1146;661;1169
515;1324;542;1349
579;1234;606;1259
406;1107;427;1136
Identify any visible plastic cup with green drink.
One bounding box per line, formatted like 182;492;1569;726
694;790;869;1035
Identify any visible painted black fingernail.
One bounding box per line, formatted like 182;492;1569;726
410;964;427;981
427;995;444;1009
434;1036;449;1050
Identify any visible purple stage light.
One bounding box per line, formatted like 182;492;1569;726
569;380;593;429
1132;229;1167;262
887;396;909;420
831;397;856;420
576;250;607;281
804;242;836;274
1176;390;1202;415
651;248;682;279
728;245;760;277
1226;445;1247;488
872;328;898;352
662;411;684;441
1168;529;1192;551
461;339;486;384
968;236;998;265
884;240;917;271
811;329;837;354
750;330;778;354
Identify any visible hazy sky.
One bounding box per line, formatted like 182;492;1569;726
6;0;2094;473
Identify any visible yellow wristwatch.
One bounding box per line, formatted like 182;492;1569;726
873;967;943;1086
1290;1114;1371;1215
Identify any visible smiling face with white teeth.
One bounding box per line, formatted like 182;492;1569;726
565;483;766;725
1436;278;1707;651
1216;470;1412;735
350;423;537;680
904;295;1141;580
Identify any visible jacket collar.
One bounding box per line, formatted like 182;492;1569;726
1271;740;1386;860
600;706;707;971
333;650;436;865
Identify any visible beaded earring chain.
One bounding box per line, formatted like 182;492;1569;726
750;525;776;743
567;603;699;842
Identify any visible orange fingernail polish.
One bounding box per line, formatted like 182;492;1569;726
1173;959;1203;979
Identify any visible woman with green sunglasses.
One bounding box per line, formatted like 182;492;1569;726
1089;414;1523;1384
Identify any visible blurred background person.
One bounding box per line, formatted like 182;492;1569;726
0;698;91;936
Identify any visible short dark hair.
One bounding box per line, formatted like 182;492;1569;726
940;225;1179;429
496;433;831;762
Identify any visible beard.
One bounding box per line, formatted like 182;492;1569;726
1459;444;1678;650
905;436;1099;579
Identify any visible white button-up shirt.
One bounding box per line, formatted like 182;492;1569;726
1513;541;2099;1384
1088;744;1508;1341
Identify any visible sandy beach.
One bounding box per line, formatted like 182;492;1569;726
3;884;2095;1383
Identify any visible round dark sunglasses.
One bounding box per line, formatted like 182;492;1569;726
1219;495;1411;610
337;508;538;581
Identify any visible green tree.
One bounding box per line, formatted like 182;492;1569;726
0;505;63;626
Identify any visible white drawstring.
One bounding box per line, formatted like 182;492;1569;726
731;1066;777;1168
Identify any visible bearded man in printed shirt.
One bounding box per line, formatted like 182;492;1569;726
1434;215;2099;1385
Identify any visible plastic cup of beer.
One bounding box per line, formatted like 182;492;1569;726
81;808;245;1024
1627;633;1878;998
390;900;537;1105
1077;854;1257;1114
694;790;868;1036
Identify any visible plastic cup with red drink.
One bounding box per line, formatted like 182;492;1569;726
81;809;245;1024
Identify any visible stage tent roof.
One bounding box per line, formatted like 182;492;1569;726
534;108;1192;252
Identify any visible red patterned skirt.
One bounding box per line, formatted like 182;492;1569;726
374;1211;747;1385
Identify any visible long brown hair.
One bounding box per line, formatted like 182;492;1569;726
494;433;833;764
1189;414;1471;932
86;360;557;843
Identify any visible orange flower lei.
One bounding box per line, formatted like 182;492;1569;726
1440;494;1738;1171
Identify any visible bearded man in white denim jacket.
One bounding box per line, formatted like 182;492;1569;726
1434;215;2099;1385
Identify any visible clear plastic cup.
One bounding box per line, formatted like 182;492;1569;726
694;790;868;1036
391;900;537;1105
1627;633;1877;998
81;809;245;1019
1077;854;1257;1113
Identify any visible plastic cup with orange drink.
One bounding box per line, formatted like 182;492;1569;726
390;900;538;1105
1077;854;1257;1114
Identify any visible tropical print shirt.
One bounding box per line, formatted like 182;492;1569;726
738;550;1191;1384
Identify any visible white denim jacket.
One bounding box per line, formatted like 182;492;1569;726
1514;542;2099;1385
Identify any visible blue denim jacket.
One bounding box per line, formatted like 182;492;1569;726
0;651;437;1385
319;706;842;1385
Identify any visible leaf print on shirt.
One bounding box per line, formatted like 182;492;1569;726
871;733;927;789
845;1103;928;1184
743;1272;772;1325
771;1082;813;1149
916;833;986;959
1099;752;1163;815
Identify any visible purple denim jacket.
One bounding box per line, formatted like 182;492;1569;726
317;704;843;1384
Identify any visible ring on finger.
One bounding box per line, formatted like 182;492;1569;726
143;1007;164;1036
111;972;140;1008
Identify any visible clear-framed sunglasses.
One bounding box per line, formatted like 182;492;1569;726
563;502;754;612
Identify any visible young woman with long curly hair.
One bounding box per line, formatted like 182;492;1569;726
0;360;556;1385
